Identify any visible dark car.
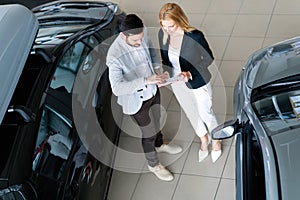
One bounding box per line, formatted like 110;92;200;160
0;1;125;199
212;37;300;199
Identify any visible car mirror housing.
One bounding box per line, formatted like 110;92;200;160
211;119;238;140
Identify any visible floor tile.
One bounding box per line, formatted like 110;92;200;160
214;60;244;87
186;13;206;29
140;12;160;28
223;37;264;61
160;145;190;174
274;0;300;14
120;115;142;138
222;146;236;179
207;0;243;14
232;14;271;37
173;175;219;200
215;178;236;200
182;143;230;177
177;0;211;13
132;174;180;200
239;0;276;14
263;37;292;48
202;14;237;36
267;15;300;38
161;110;197;142
107;170;140;200
211;85;230;115
118;0;146;13
206;36;230;60
113;136;147;173
166;95;181;112
159;86;174;109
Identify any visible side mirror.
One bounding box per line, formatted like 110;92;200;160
8;105;36;124
211;120;238;140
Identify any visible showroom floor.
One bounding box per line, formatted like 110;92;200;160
107;0;300;199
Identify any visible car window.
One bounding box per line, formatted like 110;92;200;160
32;104;76;199
252;89;300;135
32;105;73;175
50;35;99;93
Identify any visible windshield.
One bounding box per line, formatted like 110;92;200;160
252;81;300;135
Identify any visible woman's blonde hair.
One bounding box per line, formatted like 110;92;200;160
159;3;196;43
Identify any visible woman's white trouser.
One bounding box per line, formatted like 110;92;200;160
171;82;218;137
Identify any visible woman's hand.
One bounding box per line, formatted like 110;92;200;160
181;71;192;82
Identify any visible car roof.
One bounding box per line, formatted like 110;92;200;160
0;4;38;123
246;37;300;89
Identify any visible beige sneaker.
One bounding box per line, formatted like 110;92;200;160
148;163;174;181
155;144;182;154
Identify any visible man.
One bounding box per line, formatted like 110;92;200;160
106;14;182;181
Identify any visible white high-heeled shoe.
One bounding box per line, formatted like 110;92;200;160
211;140;222;163
211;150;222;163
198;149;209;162
199;134;210;162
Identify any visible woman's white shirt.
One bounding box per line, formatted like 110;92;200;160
168;45;181;77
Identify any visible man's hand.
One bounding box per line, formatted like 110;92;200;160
154;68;163;75
159;71;169;80
145;72;169;85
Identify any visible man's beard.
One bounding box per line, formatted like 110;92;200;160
126;38;141;47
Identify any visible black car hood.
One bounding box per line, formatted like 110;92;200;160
32;0;117;45
0;4;38;124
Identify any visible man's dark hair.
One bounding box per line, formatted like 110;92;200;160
119;14;144;36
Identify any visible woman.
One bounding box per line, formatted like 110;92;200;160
158;3;221;163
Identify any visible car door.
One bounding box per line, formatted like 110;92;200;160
67;31;122;200
236;115;266;200
31;101;76;200
31;29;121;199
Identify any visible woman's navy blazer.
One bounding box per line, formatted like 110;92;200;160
158;28;214;89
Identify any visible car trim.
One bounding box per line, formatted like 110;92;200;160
245;104;280;200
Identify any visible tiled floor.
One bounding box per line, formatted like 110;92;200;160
106;0;300;199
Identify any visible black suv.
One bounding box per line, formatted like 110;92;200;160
0;1;125;199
